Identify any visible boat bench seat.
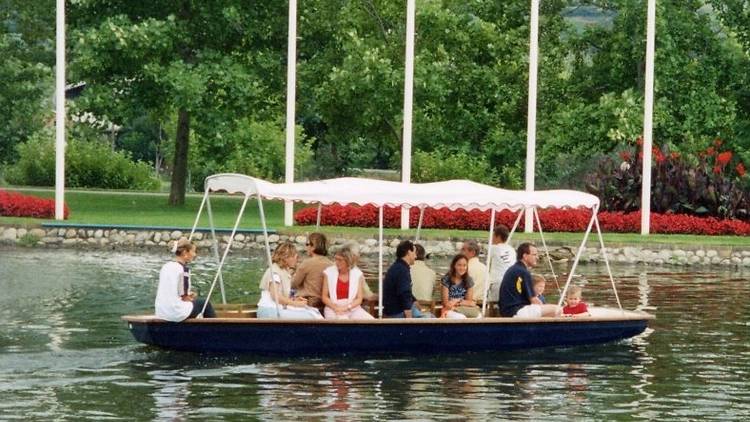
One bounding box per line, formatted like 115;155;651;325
214;303;257;318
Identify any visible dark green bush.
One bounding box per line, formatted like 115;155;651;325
412;148;501;186
4;129;160;190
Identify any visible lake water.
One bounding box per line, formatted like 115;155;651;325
1;248;748;420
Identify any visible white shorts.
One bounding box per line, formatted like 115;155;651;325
514;304;542;318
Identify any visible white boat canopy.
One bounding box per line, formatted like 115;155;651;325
193;174;620;319
204;174;600;211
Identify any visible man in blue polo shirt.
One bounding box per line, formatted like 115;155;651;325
383;240;432;318
499;242;560;318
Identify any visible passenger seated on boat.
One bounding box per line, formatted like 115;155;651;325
155;238;216;321
383;240;434;318
533;274;547;304
461;240;487;302
440;254;480;319
321;245;374;320
291;232;333;313
257;242;324;320
498;243;560;318
562;286;591;317
411;244;437;302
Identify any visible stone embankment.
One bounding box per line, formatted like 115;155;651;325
2;225;750;267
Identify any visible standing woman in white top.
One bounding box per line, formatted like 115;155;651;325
321;245;374;320
256;242;323;319
155;238;216;321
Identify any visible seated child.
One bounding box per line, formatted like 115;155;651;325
532;274;546;304
562;286;590;317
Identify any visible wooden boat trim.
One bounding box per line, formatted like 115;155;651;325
123;310;654;325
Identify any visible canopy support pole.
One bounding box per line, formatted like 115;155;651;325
481;209;496;317
594;211;623;311
533;207;561;295
415;207;425;242
201;194;251;317
556;213;596;308
187;189;209;240
315;203;322;229
507;209;524;243
378;206;384;318
205;195;226;304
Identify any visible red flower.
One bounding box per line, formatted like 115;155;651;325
670;152;680;160
716;151;733;166
619;151;632;161
706;146;716;156
713;165;722;174
653;147;666;163
737;162;746;177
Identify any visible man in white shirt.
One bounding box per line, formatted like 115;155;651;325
461;240;487;302
488;225;514;301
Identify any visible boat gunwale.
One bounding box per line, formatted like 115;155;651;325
122;310;655;325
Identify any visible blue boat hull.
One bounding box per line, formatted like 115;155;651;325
124;315;651;355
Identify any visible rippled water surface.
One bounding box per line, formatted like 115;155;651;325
1;248;748;420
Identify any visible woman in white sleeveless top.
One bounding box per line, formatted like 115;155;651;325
256;242;323;320
321;245;374;320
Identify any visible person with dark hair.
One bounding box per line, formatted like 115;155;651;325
488;224;514;301
292;232;332;312
383;240;432;318
460;240;487;302
155;237;215;321
498;243;559;318
440;254;479;318
411;244;436;302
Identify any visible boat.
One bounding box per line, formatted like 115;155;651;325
123;174;654;355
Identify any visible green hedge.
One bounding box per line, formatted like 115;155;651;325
4;129;160;190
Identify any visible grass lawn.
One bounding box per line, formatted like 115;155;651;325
1;188;748;247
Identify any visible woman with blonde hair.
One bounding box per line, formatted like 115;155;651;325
155;237;216;321
321;244;374;320
257;242;323;320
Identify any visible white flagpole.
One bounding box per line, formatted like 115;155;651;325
55;0;66;220
524;0;540;233
400;0;416;230
641;0;656;235
284;0;298;226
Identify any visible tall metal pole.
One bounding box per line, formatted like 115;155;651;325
284;0;298;226
55;0;66;220
524;0;540;233
641;0;656;235
400;0;416;230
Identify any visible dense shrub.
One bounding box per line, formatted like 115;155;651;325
0;189;69;219
4;129;160;190
585;138;750;220
412;148;501;186
293;204;750;236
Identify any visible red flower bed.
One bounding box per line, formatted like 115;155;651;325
294;204;750;236
0;190;69;219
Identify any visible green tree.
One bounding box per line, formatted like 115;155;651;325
69;0;289;204
0;0;55;163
